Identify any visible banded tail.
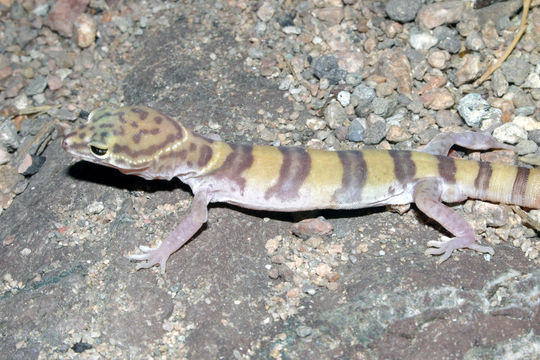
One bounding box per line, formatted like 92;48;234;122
455;158;540;209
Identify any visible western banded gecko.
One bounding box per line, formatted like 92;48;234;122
62;106;540;273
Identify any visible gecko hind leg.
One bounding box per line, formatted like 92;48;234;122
422;131;513;156
413;178;494;262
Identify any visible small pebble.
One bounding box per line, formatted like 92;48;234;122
372;96;397;117
501;56;531;86
427;50;449;69
513;116;540;131
0;148;10;165
492;123;528;145
24;76;48;96
454;54;481;86
409;32;438;51
324;101;347;129
522;73;540;89
353;83;375;109
492;70;508;97
313;7;344;25
282;26;301;35
433;26;460;54
385;0;422;22
86;201;105;215
312;55;346;84
465;31;484;51
347;118;365;142
256;3;275;21
0;121;21;152
296;326;312;338
364;113;386;145
457;93;500;128
75;13;96;48
306;118;326;131
337;91;351;107
515;140;537;155
417;1;464;29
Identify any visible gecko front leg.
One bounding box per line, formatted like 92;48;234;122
413;178;494;262
127;191;210;273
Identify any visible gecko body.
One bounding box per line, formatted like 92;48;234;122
62;106;540;272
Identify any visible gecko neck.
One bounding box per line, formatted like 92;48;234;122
156;130;233;180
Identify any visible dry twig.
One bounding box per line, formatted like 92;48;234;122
474;0;531;86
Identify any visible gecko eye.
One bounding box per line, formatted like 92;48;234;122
90;145;108;157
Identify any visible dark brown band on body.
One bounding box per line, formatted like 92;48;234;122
437;155;456;184
197;144;213;167
390;150;416;184
474;162;492;198
333;150;368;203
265;147;311;201
211;144;254;193
511;167;529;206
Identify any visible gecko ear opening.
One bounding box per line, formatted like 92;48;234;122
90;144;109;157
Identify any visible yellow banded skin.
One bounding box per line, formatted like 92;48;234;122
62;106;540;273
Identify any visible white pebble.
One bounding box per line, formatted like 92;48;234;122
513;116;540;131
337;91;351;107
409;32;438;51
86;201;105;215
306;118;327;131
493;123;528;144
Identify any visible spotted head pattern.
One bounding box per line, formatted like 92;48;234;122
62;106;196;178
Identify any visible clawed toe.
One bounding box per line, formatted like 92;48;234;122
425;236;494;263
125;245;168;273
467;243;494;255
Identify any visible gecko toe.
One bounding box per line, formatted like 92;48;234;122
127;253;151;261
159;259;167;274
426;236;493;263
467;243;494;255
127;244;170;271
425;247;453;263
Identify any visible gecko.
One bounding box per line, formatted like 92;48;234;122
62;106;540;273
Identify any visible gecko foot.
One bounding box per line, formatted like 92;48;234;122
425;236;494;263
126;245;170;274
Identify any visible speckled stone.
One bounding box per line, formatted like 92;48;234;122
454;53;481;86
24;76;47;96
0;120;20;152
324;101;348;129
433;26;461;54
501;56;531;86
385;0;422;23
492;122;528;144
409;31;438;51
363;114;386;145
347;118;365;142
491;69;508;97
417;0;464;29
312;55;346;84
457;93;501;128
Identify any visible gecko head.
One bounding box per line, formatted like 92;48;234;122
63;106;188;175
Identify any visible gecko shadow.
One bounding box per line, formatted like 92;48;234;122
66;160;190;193
215;201;384;225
